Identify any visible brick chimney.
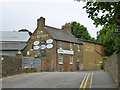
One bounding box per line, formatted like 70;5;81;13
64;23;71;33
37;17;45;27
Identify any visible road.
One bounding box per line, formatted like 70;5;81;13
1;71;118;89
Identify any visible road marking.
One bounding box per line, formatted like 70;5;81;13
79;73;88;88
89;72;93;88
83;73;90;88
0;74;24;81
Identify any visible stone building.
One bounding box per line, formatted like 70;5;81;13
27;17;83;71
26;17;105;71
79;39;105;70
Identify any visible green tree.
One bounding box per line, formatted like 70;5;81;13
75;1;120;27
97;25;120;56
62;21;95;41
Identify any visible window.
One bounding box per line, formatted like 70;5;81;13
59;41;62;49
59;54;63;64
70;43;72;50
77;56;79;62
70;55;73;64
78;45;80;52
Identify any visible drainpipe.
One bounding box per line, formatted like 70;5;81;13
56;40;58;71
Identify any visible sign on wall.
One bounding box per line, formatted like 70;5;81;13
41;50;46;53
41;40;46;44
40;45;46;49
47;44;53;49
46;39;53;44
58;49;74;54
33;46;40;50
34;41;39;45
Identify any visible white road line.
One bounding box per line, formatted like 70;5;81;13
89;72;93;88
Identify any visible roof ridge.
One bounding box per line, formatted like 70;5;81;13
79;39;104;45
45;25;61;30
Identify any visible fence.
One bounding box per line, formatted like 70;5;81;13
22;57;41;71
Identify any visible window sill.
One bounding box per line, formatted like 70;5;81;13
59;63;63;65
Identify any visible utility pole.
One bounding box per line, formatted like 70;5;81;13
40;31;43;71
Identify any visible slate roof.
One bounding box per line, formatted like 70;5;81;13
0;31;30;42
79;39;104;45
44;25;83;45
0;43;26;50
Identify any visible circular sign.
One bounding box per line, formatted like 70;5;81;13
46;39;53;44
40;45;46;49
33;46;39;50
47;44;53;49
34;41;39;45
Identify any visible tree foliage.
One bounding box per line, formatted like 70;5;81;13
62;21;95;41
97;25;120;56
75;1;120;27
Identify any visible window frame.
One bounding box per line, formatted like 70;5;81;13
59;41;62;49
78;45;80;52
59;54;63;64
70;43;73;50
70;55;73;64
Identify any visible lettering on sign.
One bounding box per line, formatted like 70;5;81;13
31;34;48;39
58;49;74;54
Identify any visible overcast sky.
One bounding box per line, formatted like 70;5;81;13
0;0;103;39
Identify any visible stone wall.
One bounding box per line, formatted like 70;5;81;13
2;55;22;77
104;52;119;86
118;52;120;87
1;56;36;77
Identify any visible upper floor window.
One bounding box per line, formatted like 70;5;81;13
59;41;62;49
70;43;73;50
78;45;80;52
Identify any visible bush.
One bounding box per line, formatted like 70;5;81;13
101;64;104;70
103;56;108;60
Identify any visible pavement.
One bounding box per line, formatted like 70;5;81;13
0;71;119;89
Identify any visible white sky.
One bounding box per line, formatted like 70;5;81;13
0;0;103;39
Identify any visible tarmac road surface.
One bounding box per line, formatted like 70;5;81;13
1;71;118;89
